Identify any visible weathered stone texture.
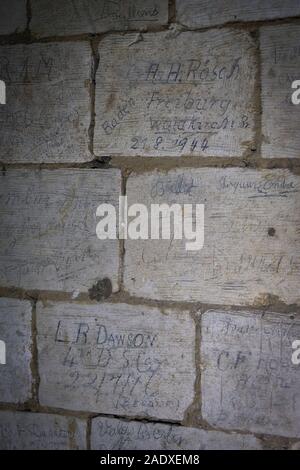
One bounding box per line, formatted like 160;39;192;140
177;1;300;29
94;30;257;157
37;302;195;420
0;0;27;35
0;169;121;292
0;411;87;449
0;298;32;404
91;416;262;450
0;42;91;163
201;310;300;438
31;0;168;37
124;168;300;305
261;24;300;158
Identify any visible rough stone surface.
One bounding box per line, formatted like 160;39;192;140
91;416;262;450
37;302;195;420
0;169;120;292
0;42;91;163
0;298;32;404
0;411;87;449
94;30;257;157
201;310;300;438
124;167;300;305
0;0;27;35
261;24;300;159
176;1;300;29
31;0;168;37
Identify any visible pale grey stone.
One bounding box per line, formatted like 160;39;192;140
201;310;300;438
176;1;300;29
37;302;195;420
94;30;257;157
31;0;168;37
0;411;87;449
0;42;91;163
91;416;262;450
0;0;27;35
0;298;32;404
261;24;300;158
124;167;300;306
0;169;120;292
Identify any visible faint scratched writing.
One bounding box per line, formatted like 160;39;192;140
0;340;6;365
94;419;183;450
0;55;56;83
150;175;197;198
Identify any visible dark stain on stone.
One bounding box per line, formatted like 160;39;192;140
89;278;112;301
268;227;276;237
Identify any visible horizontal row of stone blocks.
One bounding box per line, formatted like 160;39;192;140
0;24;299;161
0;411;263;450
2;1;300;36
1;298;300;438
0;168;299;306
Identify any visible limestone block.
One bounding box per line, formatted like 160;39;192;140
0;42;91;162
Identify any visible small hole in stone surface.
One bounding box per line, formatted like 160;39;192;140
268;227;276;237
